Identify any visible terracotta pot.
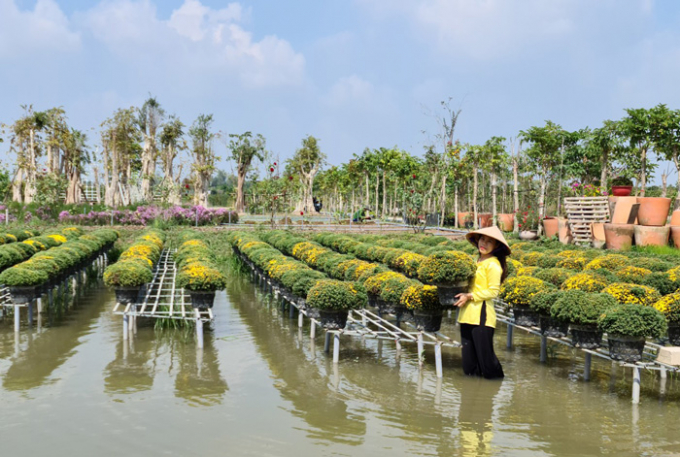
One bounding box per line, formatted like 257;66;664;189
557;218;572;244
542;217;559;238
611;185;633;196
610;196;638;224
634;225;670;247
591;222;606;249
671;227;680;248
478;213;493;228
497;213;514;231
670;210;680;226
636;197;671;226
457;212;469;228
519;230;538;241
604;223;635;250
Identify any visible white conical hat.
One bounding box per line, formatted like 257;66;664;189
465;226;511;255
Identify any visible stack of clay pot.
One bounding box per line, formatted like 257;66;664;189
456;212;516;231
604;196;672;250
542;217;572;244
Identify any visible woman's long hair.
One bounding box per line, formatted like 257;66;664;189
489;245;509;283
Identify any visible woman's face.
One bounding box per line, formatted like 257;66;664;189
477;235;498;255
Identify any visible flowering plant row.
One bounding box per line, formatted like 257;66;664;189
174;231;227;292
104;230;165;288
0;228;41;245
0;228;117;288
58;205;238;227
227;232;366;310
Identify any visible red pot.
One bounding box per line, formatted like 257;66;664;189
497;213;514;231
611;185;633;196
457;212;469;228
479;213;492;228
671;227;680;248
542;217;559;238
637;197;671;226
634;225;670;247
604;223;635;250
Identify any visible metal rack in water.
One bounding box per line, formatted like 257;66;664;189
495;301;680;404
244;252;460;378
112;249;213;348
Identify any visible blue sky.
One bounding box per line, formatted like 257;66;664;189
2;0;680;182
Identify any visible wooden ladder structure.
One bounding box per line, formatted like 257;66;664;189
563;197;611;245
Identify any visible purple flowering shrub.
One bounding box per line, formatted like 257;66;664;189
57;205;238;226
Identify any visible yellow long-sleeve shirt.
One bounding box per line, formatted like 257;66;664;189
457;257;501;328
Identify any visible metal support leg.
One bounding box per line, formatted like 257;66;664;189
333;332;340;364
196;316;204;349
14;306;20;333
632;366;641;404
324;331;331;353
540;335;547;363
417;333;424;367
27;302;33;327
434;343;443;378
310;320;316;339
48;289;54;308
395;338;401;356
289;303;295;319
298;311;303;328
584;352;592;381
37;297;43;332
660;367;667;397
506;324;514;349
123;313;129;340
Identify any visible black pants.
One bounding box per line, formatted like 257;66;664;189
460;304;504;379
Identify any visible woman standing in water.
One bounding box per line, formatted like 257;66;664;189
454;226;509;379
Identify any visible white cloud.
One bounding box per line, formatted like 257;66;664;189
0;0;80;57
79;0;304;88
325;75;376;107
355;0;650;60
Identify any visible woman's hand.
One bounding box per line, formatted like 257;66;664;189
454;293;473;308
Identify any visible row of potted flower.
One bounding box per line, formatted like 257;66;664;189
103;229;165;304
0;228;118;304
0;228;41;245
174;231;227;309
256;231;479;332
227;232;365;328
501;243;680;361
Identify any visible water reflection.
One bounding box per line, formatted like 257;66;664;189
104;333;156;394
2;295;105;392
230;280;367;446
174;333;229;407
457;378;502;456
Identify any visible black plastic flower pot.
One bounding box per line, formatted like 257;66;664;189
318;309;348;330
668;324;680;346
189;290;216;309
607;334;646;362
413;309;443;332
376;298;397;315
539;315;569;338
367;293;378;308
114;286;142;305
8;286;38;305
513;304;539;327
570;324;603;349
435;281;469;309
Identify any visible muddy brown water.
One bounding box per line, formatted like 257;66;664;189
1;274;680;456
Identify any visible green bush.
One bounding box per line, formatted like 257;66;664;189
417;251;476;285
533;268;572;287
598;304;667;338
103;260;154;287
529;290;566;314
642;272;680;296
306;279;367;310
0;267;49;286
551;291;617;325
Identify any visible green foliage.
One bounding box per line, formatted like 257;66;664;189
0;267;49;286
529;290;566;314
598;304;666;338
551;290;617;325
534;268;572;287
417;251;476;285
641;272;680;296
306;279;366;311
103;260;154;287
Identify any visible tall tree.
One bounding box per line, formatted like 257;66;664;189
159;115;185;205
482;136;508;227
11;106;50;203
520;121;566;235
189;114;217;207
101;107;140;207
137;97;165;202
63;129;90;204
620;107;657;196
652;104;680;207
288;135;326;214
227;131;265;212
